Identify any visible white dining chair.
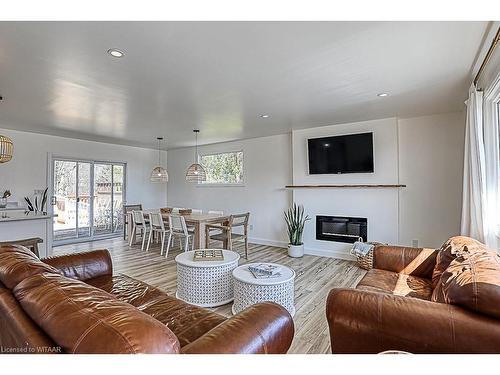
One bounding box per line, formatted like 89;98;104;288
147;212;169;256
167;215;194;254
129;210;150;251
208;210;224;216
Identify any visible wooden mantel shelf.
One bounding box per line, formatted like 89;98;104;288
285;184;406;189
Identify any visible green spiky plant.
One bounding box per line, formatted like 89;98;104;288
284;203;310;246
24;188;48;213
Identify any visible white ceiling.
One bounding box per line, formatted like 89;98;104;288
0;21;488;149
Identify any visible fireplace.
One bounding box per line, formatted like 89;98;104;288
316;215;367;243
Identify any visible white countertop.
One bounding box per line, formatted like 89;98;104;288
0;212;56;223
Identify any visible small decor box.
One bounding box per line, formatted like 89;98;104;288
193;249;224;261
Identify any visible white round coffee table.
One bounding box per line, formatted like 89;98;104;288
175;250;240;307
232;263;295;317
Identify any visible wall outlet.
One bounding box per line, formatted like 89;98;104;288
249;224;254;231
412;239;419;247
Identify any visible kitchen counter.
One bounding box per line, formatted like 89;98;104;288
0;212;56;258
0;212;56;223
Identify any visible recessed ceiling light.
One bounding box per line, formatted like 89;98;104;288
260;114;270;118
377;93;389;97
107;48;124;58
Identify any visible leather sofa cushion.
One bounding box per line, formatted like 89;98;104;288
89;274;227;347
87;274;166;309
432;236;490;288
0;245;60;289
432;251;500;318
357;268;433;300
0;283;59;352
13;272;180;354
43;249;112;281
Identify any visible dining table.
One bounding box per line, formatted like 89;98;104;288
127;210;230;250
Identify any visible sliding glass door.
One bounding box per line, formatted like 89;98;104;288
52;158;126;245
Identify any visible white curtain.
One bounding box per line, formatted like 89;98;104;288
461;84;487;243
461;79;500;249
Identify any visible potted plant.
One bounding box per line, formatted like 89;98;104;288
284;203;310;258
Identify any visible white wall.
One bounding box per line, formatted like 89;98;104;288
0;127;167;212
167;134;292;247
292;118;400;259
398;112;465;248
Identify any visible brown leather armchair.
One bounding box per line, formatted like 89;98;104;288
326;237;500;353
0;245;294;354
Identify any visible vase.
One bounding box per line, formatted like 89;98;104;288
288;243;304;258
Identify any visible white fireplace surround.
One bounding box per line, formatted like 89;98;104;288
292;118;400;260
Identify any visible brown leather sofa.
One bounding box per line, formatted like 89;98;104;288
327;236;500;353
0;245;294;354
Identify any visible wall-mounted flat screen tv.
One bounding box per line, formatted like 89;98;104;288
307;132;374;174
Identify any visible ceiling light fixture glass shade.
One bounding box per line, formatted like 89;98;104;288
186;129;206;183
0;135;13;163
150;137;168;183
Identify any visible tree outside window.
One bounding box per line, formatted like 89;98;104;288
200;151;243;184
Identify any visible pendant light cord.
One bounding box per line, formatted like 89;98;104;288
194;131;198;163
158;138;161;166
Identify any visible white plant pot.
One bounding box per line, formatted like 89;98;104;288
288;243;304;258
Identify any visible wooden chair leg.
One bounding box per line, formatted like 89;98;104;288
245;236;249;259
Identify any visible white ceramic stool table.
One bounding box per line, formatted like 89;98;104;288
232;262;296;316
175;249;240;307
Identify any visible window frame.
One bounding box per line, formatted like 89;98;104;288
196;149;245;187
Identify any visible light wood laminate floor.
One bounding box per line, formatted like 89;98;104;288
54;237;366;354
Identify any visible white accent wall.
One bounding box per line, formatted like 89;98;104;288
167;134;292;247
291;118;400;259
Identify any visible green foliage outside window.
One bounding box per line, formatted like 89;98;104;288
200;151;243;184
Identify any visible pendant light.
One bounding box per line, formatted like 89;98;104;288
150;137;168;183
185;129;206;183
0;135;13;163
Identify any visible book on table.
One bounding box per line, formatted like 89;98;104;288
248;264;282;279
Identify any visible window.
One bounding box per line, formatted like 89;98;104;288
200;151;244;185
52;158;126;244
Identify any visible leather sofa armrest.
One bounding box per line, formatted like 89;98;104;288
373;245;437;278
43;250;112;281
326;288;500;353
181;302;294;354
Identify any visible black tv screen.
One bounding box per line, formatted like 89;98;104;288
308;133;374;174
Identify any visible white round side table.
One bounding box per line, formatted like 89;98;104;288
175;250;240;307
232;263;296;317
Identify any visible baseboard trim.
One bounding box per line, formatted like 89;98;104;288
248;237;356;260
248;237;288;249
304;247;356;261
